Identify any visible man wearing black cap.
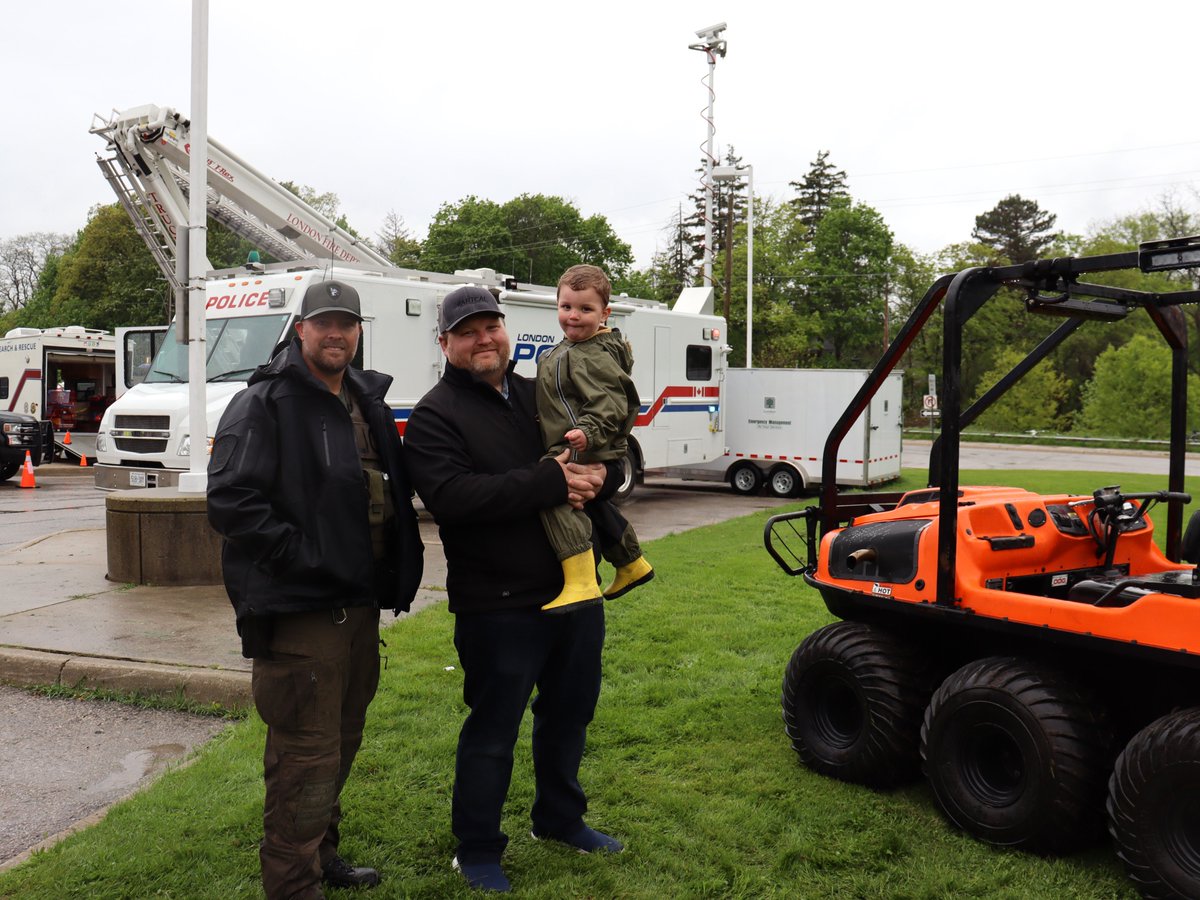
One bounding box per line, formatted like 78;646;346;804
208;279;424;900
404;285;624;893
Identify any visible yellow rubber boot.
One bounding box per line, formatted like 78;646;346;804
542;550;604;614
604;556;654;600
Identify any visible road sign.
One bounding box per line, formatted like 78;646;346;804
922;394;938;410
920;409;941;418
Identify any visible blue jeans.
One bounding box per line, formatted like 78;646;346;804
451;604;605;864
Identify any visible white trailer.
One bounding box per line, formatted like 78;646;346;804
0;326;117;461
98;263;726;491
664;367;903;497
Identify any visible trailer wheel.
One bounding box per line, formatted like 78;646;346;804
0;462;18;482
921;656;1112;853
782;621;937;788
1108;707;1200;900
729;463;762;495
768;464;801;498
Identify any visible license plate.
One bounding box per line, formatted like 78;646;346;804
129;472;147;487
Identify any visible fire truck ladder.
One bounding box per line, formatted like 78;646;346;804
94;152;182;291
91;104;396;289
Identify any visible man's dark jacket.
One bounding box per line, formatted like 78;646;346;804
207;338;424;623
404;359;613;614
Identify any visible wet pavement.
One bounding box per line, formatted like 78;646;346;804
0;683;227;866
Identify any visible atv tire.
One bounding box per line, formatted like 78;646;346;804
921;656;1112;854
1108;707;1200;900
782;621;937;788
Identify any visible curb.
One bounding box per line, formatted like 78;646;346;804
0;647;250;709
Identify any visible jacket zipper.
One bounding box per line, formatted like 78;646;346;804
321;418;331;466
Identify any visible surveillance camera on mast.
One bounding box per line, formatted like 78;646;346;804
690;21;728;55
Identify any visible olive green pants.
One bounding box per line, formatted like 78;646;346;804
540;502;642;566
252;605;380;900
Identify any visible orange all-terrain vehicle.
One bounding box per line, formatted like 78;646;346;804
765;238;1200;900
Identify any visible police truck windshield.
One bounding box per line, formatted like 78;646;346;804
145;315;290;384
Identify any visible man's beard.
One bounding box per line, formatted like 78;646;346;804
465;341;509;378
307;344;351;375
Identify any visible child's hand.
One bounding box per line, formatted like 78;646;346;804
565;428;588;451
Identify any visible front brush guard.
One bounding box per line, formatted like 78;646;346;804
764;507;821;576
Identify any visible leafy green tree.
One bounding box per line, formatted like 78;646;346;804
422;194;633;286
1075;334;1200;439
721;197;820;367
970;347;1072;433
802;198;894;367
29;205;166;330
789;150;849;240
972;194;1061;263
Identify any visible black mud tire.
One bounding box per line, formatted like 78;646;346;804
0;461;18;482
1108;707;1200;900
768;464;801;498
920;656;1112;854
729;462;763;496
782;621;938;788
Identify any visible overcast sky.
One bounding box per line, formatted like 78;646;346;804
5;1;1199;270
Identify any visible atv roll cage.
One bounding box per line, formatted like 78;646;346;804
765;236;1200;603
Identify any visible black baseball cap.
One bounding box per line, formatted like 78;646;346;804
439;286;504;333
301;280;362;321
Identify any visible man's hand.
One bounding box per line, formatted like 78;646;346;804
565;428;588;451
555;449;605;510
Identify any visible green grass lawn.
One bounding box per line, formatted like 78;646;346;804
4;469;1180;899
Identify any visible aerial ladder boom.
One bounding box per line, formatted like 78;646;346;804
91;104;395;290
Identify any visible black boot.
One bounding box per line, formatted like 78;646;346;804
322;855;381;889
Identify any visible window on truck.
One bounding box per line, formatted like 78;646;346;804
685;345;712;381
144;314;290;384
0;376;7;400
125;331;168;388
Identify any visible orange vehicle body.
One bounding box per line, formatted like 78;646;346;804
809;486;1197;660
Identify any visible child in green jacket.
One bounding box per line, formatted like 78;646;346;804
535;264;654;613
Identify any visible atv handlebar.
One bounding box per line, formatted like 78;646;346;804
1069;489;1192;508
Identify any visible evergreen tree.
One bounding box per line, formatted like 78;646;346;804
789;150;849;239
682;146;746;283
971;194;1060;263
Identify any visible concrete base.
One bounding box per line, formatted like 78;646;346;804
105;487;222;585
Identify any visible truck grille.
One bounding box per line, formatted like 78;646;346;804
111;414;170;454
114;415;170;430
114;437;169;453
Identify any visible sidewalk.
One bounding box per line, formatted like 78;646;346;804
0;518;448;709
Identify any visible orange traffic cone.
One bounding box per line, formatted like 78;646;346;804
19;450;36;488
63;431;72;445
79;453;88;467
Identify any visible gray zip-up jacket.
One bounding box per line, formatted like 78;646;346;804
534;328;640;462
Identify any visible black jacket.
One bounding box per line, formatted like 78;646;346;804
405;359;611;614
207;338;423;622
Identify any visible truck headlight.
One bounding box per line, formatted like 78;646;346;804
96;433;109;453
178;434;191;457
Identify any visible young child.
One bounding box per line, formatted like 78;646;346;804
536;264;654;613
